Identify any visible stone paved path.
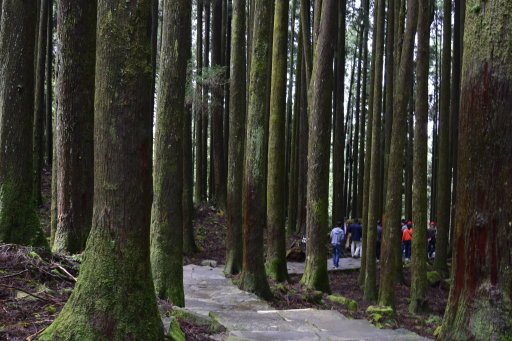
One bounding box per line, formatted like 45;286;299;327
182;264;429;341
287;256;362;275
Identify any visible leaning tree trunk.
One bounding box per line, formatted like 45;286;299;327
379;0;418;308
225;0;246;275
240;0;273;300
409;0;429;313
301;0;337;293
39;1;164;339
441;1;512;339
434;0;452;277
32;0;49;206
150;0;191;307
52;0;96;254
0;0;47;247
266;0;289;282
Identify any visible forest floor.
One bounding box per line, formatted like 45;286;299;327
0;181;448;340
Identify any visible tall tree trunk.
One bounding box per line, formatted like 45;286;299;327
45;0;53;167
359;0;373;286
40;1;163;338
52;0;96;254
379;0;418;308
287;24;302;233
332;0;346;226
434;0;452;277
183;103;197;255
225;0;246;275
351;20;363;218
203;1;211;201
364;0;385;302
195;0;204;204
405;92;414;220
449;0;464;255
33;0;49;206
211;0;226;209
296;43;308;235
300;0;312;84
442;1;512;338
301;0;337;293
266;0;289;282
240;0;273;300
410;0;429;313
0;0;46;247
150;0;191;307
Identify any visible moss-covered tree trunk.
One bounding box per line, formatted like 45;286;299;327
225;0;246;275
434;0;452;277
332;0;346;226
0;0;47;247
296;44;308;235
52;0;96;254
364;0;384;302
40;1;164;339
266;0;289;282
211;0;226;209
409;0;429;313
378;0;418;308
441;1;512;338
150;0;191;307
240;0;273;300
194;0;204;204
301;0;337;293
32;0;48;206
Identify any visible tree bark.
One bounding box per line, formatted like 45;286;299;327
183;102;197;255
40;1;163;338
364;0;385;302
194;0;204;204
211;0;226;209
240;0;273;300
225;0;246;275
45;0;53;167
332;0;346;226
410;0;429;313
301;0;337;293
0;0;46;247
266;0;289;282
202;1;211;201
379;0;418;308
150;0;191;307
434;0;452;277
441;1;512;338
33;0;49;206
52;0;96;254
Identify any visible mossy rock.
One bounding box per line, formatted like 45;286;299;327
427;271;442;287
173;308;225;334
366;305;396;329
433;325;443;339
304;290;323;304
326;294;358;312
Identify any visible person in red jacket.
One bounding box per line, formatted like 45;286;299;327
402;221;413;261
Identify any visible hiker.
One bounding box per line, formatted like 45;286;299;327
427;221;437;259
330;222;345;269
376;220;383;260
402;221;413;261
348;219;363;258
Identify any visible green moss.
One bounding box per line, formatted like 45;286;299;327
426;271;441;287
327;294;358;311
169;317;185;341
366;305;394;316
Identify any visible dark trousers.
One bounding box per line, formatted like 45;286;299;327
332;244;341;267
404;240;412;259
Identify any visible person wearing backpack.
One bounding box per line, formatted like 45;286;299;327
330;222;345;269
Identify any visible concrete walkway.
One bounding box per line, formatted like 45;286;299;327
182;264;428;341
287;256;362;275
